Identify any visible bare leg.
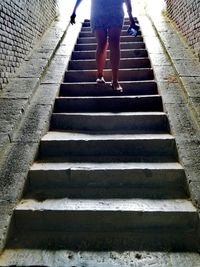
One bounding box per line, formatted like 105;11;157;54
108;27;122;91
95;29;108;80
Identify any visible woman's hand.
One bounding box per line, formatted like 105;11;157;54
70;0;83;25
70;13;76;24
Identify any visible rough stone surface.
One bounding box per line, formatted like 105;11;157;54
0;250;200;267
11;104;52;143
146;2;200;129
0;99;28;135
165;0;200;60
140;3;200;218
0;0;57;89
0;1;84;255
0;78;40;99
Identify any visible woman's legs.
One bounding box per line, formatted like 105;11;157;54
94;29;108;80
108;27;122;90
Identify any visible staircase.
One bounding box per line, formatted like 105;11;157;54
6;19;199;252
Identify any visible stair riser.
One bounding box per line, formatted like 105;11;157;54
50;114;169;133
7;230;198;251
77;36;143;44
71;50;148;60
81;26;139;32
81;27;128;32
28;168;186;188
64;69;154;82
68;58;151;70
59;81;158;96
14;211;197;232
75;42;145;51
54;96;163;112
81;25;139;32
82;20;137;28
27;169;187;198
79;30;141;38
81;24;134;30
26;188;187;199
39;139;178;161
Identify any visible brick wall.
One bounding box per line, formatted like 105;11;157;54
165;0;200;60
0;0;57;89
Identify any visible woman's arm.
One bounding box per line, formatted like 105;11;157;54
124;0;135;26
70;0;83;24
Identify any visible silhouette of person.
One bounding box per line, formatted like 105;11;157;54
70;0;136;92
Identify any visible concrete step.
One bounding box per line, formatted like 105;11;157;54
64;69;154;82
82;19;137;27
1;250;200;267
82;25;139;33
38;132;178;162
71;49;148;60
59;81;158;96
68;58;151;70
77;36;143;44
54;95;163;113
74;42;146;51
79;29;141;38
7;199;198;250
81;24;139;32
50;112;169;133
26;162;188;199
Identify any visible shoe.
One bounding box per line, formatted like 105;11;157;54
96;77;106;83
110;82;123;93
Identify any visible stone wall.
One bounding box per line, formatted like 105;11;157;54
165;0;200;60
0;0;57;89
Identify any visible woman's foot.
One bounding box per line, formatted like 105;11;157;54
111;81;123;92
96;76;106;83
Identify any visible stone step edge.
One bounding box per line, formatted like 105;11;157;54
15;198;196;212
72;48;147;52
64;68;153;73
30;161;184;171
41;132;174;141
69;57;151;63
61;80;157;85
51;111;166;116
55;94;160;100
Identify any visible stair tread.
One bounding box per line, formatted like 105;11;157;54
59;81;158;96
31;162;184;171
65;68;153;72
62;80;156;85
72;49;147;52
77;36;143;42
56;95;160;99
15;198;196;212
52;111;165;116
16;198;196;212
42;132;174;141
75;41;145;45
69;57;149;61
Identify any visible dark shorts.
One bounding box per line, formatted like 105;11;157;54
90;0;124;32
90;13;124;32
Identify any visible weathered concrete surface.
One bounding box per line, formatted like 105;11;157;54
144;0;200;127
0;2;82;253
139;1;200;212
1;250;200;267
